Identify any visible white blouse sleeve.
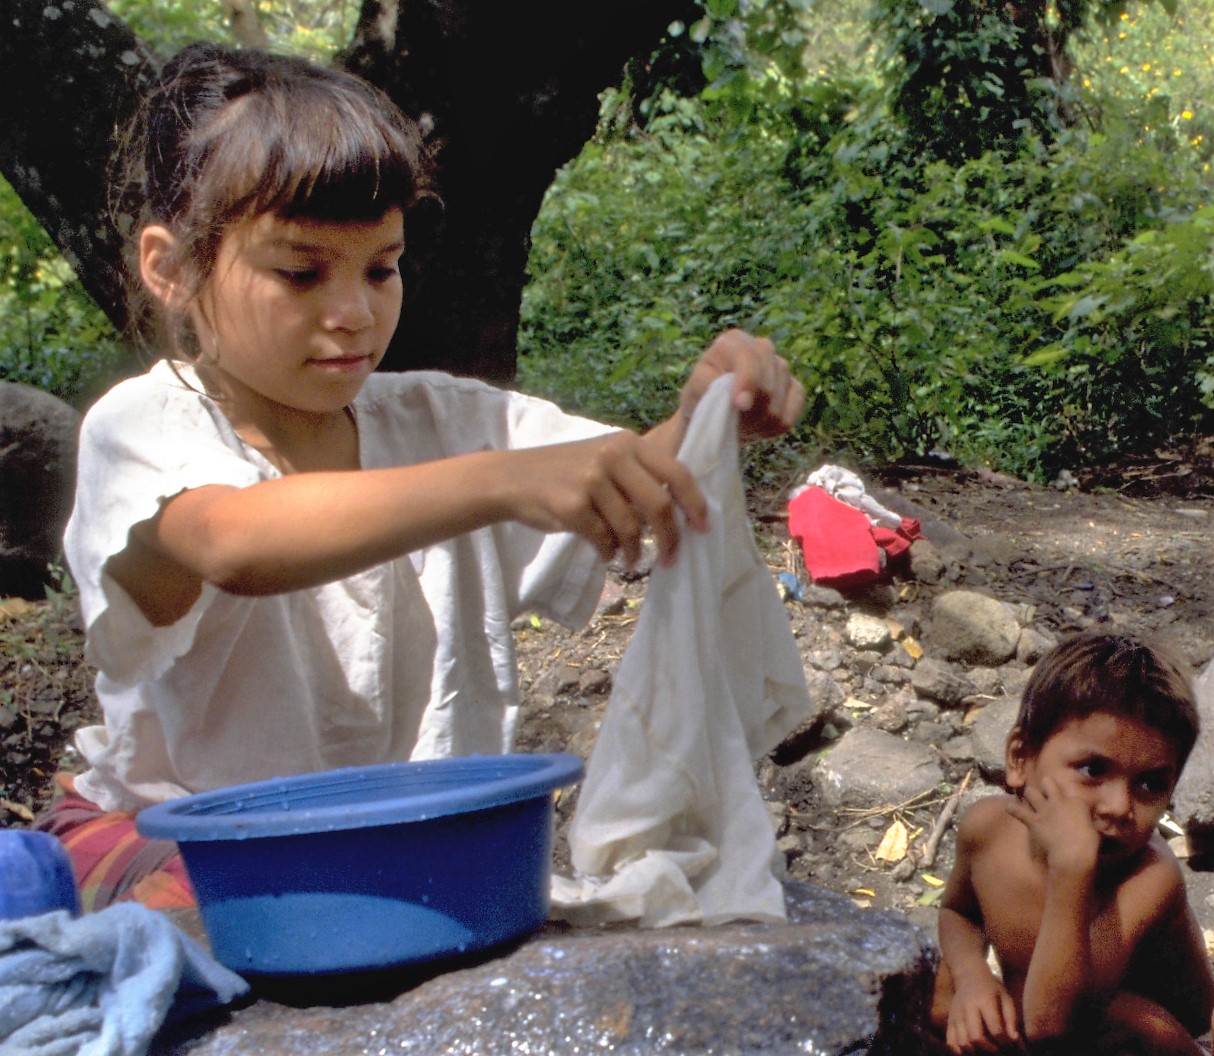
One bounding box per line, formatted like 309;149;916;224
65;366;266;686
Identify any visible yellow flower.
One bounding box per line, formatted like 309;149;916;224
1183;110;1194;120
1142;63;1152;72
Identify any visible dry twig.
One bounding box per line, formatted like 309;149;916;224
917;769;973;869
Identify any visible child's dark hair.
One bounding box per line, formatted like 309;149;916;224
113;42;440;356
1015;631;1198;767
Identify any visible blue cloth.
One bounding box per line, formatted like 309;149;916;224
0;903;248;1056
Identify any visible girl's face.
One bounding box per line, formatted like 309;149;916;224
1006;711;1180;869
192;208;405;418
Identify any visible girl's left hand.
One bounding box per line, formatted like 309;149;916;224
679;329;805;441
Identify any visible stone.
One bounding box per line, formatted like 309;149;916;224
1172;658;1214;837
153;885;938;1056
847;612;893;651
813;728;944;811
910;657;977;708
0;381;81;599
925;590;1021;666
968;696;1019;784
907;538;946;584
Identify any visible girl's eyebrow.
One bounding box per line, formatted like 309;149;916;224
264;236;405;256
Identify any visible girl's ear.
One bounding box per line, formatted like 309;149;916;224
1005;727;1029;791
139;225;187;309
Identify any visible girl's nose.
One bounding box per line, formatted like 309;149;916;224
1096;779;1133;822
323;284;375;332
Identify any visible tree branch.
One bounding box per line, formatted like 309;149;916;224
0;0;160;332
222;0;271;50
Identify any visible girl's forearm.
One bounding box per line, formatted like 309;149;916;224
148;449;551;595
1021;867;1097;1041
938;906;997;982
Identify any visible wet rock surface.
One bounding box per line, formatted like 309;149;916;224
152;884;937;1056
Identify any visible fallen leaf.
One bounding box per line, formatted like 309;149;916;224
0;798;35;822
0;598;37;624
875;818;909;863
922;873;946;888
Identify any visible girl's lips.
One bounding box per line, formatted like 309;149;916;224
307;354;373;372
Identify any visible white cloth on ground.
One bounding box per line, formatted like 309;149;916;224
66;363;607;812
0;903;248;1056
550;374;813;927
796;464;902;528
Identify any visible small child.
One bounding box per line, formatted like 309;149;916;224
35;42;804;910
931;631;1214;1055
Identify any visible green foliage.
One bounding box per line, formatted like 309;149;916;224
106;0;354;61
520;0;1214;483
0;178;126;407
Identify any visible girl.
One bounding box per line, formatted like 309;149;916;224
37;43;805;911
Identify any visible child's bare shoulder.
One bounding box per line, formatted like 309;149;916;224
955;793;1019;848
1120;832;1188;912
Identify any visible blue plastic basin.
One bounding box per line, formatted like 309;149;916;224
136;753;583;975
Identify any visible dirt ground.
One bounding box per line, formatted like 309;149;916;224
2;442;1214;938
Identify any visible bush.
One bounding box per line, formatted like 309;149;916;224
0;178;127;408
519;5;1214;483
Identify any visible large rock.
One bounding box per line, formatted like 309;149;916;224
1171;658;1214;839
0;381;80;599
812;728;944;811
153;884;938;1055
924;590;1020;666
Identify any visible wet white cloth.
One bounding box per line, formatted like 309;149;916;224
795;464;902;528
0;904;248;1056
66;363;607;811
550;374;812;927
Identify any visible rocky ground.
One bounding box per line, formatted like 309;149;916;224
3;447;1214;949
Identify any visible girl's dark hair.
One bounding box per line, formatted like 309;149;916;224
1014;631;1199;768
113;42;440;356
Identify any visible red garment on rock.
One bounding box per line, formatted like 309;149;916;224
787;486;921;589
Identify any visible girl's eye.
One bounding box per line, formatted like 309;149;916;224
1076;759;1106;780
277;269;319;286
1138;773;1172;797
367;264;400;284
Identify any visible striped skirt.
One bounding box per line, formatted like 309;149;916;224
32;775;195;912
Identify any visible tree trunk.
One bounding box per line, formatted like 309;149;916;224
0;0;698;383
0;0;159;338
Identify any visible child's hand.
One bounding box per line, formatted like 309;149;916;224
500;430;708;568
947;972;1025;1054
678;329;805;441
1005;776;1101;876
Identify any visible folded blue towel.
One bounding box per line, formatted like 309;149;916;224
0;903;248;1056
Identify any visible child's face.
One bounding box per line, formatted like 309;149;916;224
192;208;405;416
1006;711;1181;870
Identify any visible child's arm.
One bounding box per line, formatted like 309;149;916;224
644;329;805;455
936;799;1024;1053
106;331;802;624
109;430;705;622
1120;858;1214;1042
1006;775;1101;1043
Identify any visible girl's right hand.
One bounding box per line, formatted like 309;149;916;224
497;430;709;569
947;973;1025;1054
1005;776;1101;877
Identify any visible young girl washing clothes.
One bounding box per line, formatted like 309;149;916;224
35;42;805;911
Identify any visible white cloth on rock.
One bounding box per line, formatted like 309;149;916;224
796;463;902;528
550;374;813;927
